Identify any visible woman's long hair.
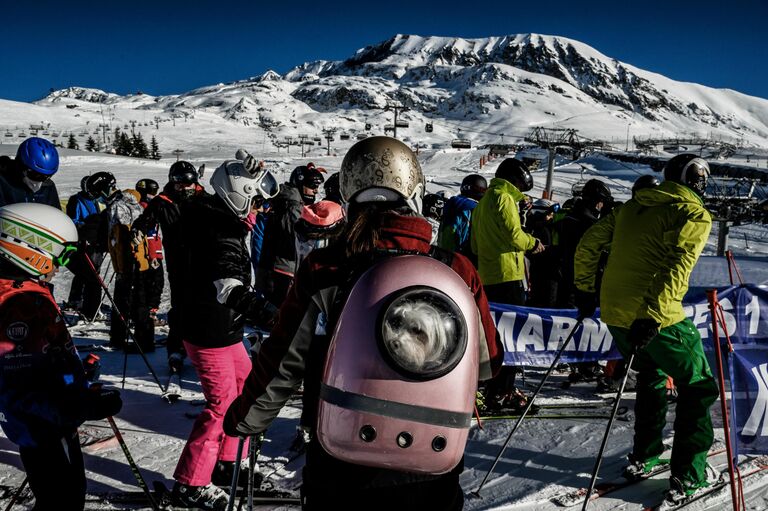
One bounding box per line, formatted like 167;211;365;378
344;199;414;258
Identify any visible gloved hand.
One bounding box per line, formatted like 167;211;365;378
223;398;254;438
248;300;279;330
130;229;144;248
83;387;123;420
575;290;598;320
529;238;545;255
627;319;661;351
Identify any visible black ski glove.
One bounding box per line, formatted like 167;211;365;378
248;301;279;330
83;387;123;420
226;285;279;330
574;290;598;320
627;319;661;351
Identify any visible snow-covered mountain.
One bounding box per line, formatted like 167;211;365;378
5;33;768;154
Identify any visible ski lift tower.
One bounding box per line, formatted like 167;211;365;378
524;127;580;199
384;102;408;140
172;149;184;162
322;128;337;156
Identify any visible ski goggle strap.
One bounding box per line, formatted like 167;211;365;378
54;243;79;268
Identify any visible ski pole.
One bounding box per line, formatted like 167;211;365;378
473;317;584;496
88;264;115;324
106;415;160;511
247;436;257;511
581;350;637;511
82;251;165;394
3;477;28;511
226;437;246;511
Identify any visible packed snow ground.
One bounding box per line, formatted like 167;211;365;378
0;144;767;510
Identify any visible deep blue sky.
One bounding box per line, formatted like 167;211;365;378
2;0;766;102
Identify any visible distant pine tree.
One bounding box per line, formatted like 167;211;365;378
150;135;161;160
118;132;133;156
113;127;122;153
85;136;97;152
67;134;79;150
132;132;149;159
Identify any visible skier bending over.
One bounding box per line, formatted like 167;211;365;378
573;154;719;505
225;137;503;510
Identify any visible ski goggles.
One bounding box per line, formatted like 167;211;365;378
253;169;279;199
54;243;79;268
24;168;50;182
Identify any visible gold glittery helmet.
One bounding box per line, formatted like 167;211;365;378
339;136;425;210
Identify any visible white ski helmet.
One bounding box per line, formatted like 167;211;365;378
210;159;280;218
0;203;78;276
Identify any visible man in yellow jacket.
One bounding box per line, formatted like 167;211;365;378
471;158;543;305
574;154;719;504
471;158;543;412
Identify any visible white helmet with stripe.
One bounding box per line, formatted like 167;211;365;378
0;203;78;276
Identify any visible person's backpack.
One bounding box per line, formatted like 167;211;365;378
316;252;479;474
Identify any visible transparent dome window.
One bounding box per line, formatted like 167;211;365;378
379;288;467;380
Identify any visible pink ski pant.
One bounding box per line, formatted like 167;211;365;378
174;341;251;486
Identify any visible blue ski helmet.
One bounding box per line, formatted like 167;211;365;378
16;137;59;176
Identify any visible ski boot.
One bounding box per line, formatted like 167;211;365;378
622;453;670;481
168;352;184;373
211;458;262;490
658;464;720;508
171;482;229;510
289;425;311;453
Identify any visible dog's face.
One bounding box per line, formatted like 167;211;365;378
382;301;456;373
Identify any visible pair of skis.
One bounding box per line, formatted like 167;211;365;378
479;398;632;422
551;445;768;510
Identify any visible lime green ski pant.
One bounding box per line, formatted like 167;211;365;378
609;319;719;485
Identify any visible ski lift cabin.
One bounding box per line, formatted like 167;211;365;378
4;131;12;138
356;133;368;140
451;138;471;149
340;133;350;140
383;124;395;134
313;136;322;142
425;123;433;133
364;123;372;131
395;119;409;128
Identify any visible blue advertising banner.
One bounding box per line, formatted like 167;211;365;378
489;284;768;454
489;285;762;366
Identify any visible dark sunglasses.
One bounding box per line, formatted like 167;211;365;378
24;169;50;182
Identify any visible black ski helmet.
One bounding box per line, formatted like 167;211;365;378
581;179;613;204
663;154;709;197
323;172;342;204
169;161;198;184
422;193;445;220
85;171;117;201
496;158;533;192
80;175;90;194
136;178;160;199
290;165;325;190
460;174;488;200
632;174;660;198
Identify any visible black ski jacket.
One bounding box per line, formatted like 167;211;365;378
257;182;303;279
0;156;61;209
178;194;276;348
132;182;206;284
556;199;600;308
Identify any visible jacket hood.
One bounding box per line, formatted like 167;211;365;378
489;177;527;201
634;180;704;208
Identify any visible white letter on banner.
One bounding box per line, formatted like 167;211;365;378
548;316;577;351
745;295;760;336
580;318;613;352
742;363;768;437
690;303;710;340
516;313;545;352
719;298;738;337
496;311;518;353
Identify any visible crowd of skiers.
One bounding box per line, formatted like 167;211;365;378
0;135;718;510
